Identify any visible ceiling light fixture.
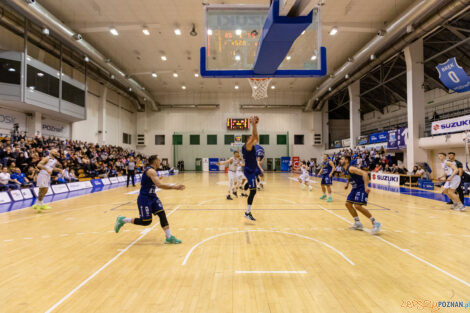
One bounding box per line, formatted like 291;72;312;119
345;74;349;79
207;29;213;36
128;87;132;92
271;85;275;89
152;72;157;78
173;72;178;78
235;29;242;35
84;56;90;62
181;85;186;90
42;27;50;35
311;54;317;61
161;55;167;61
370;54;376;61
194;73;199;77
110;28;119;36
286;55;291;60
8;68;15;72
235;54;241;61
301;30;306;35
174;28;182;36
37;72;44;77
142;27;150;36
234;85;239;90
110;74;115;79
329;26;338;36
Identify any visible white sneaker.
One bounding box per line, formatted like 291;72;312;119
451;204;460;211
308;185;313;191
349;221;363;231
458;203;466;211
371;222;382;235
301;184;306;190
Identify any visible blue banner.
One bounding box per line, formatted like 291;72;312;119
91;179;104;187
436;57;470;93
387;129;398;150
398;127;408;149
357;136;368;145
209;158;219;171
280;157;290;172
333;140;342;148
368;131;388;144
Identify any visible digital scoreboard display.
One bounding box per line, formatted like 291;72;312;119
227;118;249;130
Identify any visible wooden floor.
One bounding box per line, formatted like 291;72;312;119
1;172;469;313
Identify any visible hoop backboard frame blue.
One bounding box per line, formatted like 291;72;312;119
200;0;327;78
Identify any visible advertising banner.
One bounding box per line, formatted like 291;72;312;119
431;114;470;135
371;172;400;187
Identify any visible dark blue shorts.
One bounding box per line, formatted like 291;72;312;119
255;168;264;177
347;187;368;205
244;169;258;189
321;175;332;185
137;196;163;220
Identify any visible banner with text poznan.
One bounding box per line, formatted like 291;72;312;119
371;172;400;187
431;114;470;135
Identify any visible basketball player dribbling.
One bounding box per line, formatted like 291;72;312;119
33;148;62;212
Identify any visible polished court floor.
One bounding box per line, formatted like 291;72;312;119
1;172;469;313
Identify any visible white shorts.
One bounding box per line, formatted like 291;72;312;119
37;172;51;188
228;171;236;185
236;171;245;182
300;173;309;184
443;176;461;190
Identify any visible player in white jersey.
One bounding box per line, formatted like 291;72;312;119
217;151;242;200
236;161;247;197
296;162;313;191
33;148;62;212
438;152;464;211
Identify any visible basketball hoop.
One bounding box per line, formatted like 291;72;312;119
248;78;272;100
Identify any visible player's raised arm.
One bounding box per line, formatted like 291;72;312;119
245;116;259;151
217;158;232;166
147;168;185;190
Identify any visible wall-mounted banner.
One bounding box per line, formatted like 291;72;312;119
333;140;342;148
371;172;400;187
431;114;470;135
398;127;408;149
436;57;470;93
0;108;26;134
368;131;388;144
292;156;300;171
42;118;70;138
357;136;368;146
341;138;351;147
280;157;290;172
387;129;398;150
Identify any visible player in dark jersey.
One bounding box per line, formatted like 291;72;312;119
114;155;185;244
340;155;381;235
241;116;260;221
318;154;334;202
255;144;265;190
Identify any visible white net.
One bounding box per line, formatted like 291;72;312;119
248;78;272;100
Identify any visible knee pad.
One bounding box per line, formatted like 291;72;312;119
247;189;257;205
244;183;249;191
134;218;152;226
156;210;169;228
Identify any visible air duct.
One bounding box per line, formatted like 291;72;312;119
305;0;469;111
2;0;160;111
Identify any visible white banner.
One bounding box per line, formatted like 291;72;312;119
80;181;93;189
101;178;111;185
431;114;470;135
42;117;71;138
117;176;126;183
52;184;69;194
0;191;11;204
21;189;33;199
9;190;23;201
371;173;400;187
66;182;83;191
0;109;26;134
109;177;119;184
33;187;54;197
342;138;351;147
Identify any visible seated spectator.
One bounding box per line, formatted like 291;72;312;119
10;168;33;187
415;165;425;178
0;167;20;190
383;164;392;173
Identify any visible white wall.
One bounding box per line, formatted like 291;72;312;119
135;96;324;165
71;92;100;143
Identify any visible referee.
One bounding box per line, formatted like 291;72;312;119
126;156;136;187
447;152;465;206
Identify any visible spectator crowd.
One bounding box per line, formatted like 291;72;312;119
0;134;148;191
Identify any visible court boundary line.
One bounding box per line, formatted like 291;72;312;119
235;270;307;274
181;229;355;266
44;205;181;313
318;205;470;288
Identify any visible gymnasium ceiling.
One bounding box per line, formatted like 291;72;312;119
35;0;417;104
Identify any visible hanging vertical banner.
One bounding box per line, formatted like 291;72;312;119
398;127;408;149
387;129;398;150
435;57;470;93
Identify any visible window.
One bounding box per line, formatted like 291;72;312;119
155;135;165;145
294;134;304;145
123;133;132;144
172;134;183;145
242;134;250;143
27;65;59;97
259;134;269;145
277;134;287;145
207;134;217;145
0;58;21;85
224;134;235;145
62;81;85;107
190;134;200;145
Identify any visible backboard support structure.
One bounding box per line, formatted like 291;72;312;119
200;0;327;78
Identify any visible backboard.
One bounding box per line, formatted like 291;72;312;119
201;0;326;78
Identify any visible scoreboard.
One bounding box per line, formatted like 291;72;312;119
227;118;249;130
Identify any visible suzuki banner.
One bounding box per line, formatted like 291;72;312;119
431;114;470;135
371;172;400;187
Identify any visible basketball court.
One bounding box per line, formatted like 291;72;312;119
0;0;469;312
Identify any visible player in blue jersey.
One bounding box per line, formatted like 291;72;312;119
318;154;334;202
241;116;261;221
340;155;381;235
255;144;265;190
114;155;185;244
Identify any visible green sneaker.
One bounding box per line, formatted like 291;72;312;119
320;195;327;200
114;216;125;233
41;204;51;210
32;204;42;212
165;236;182;244
327;196;333;202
